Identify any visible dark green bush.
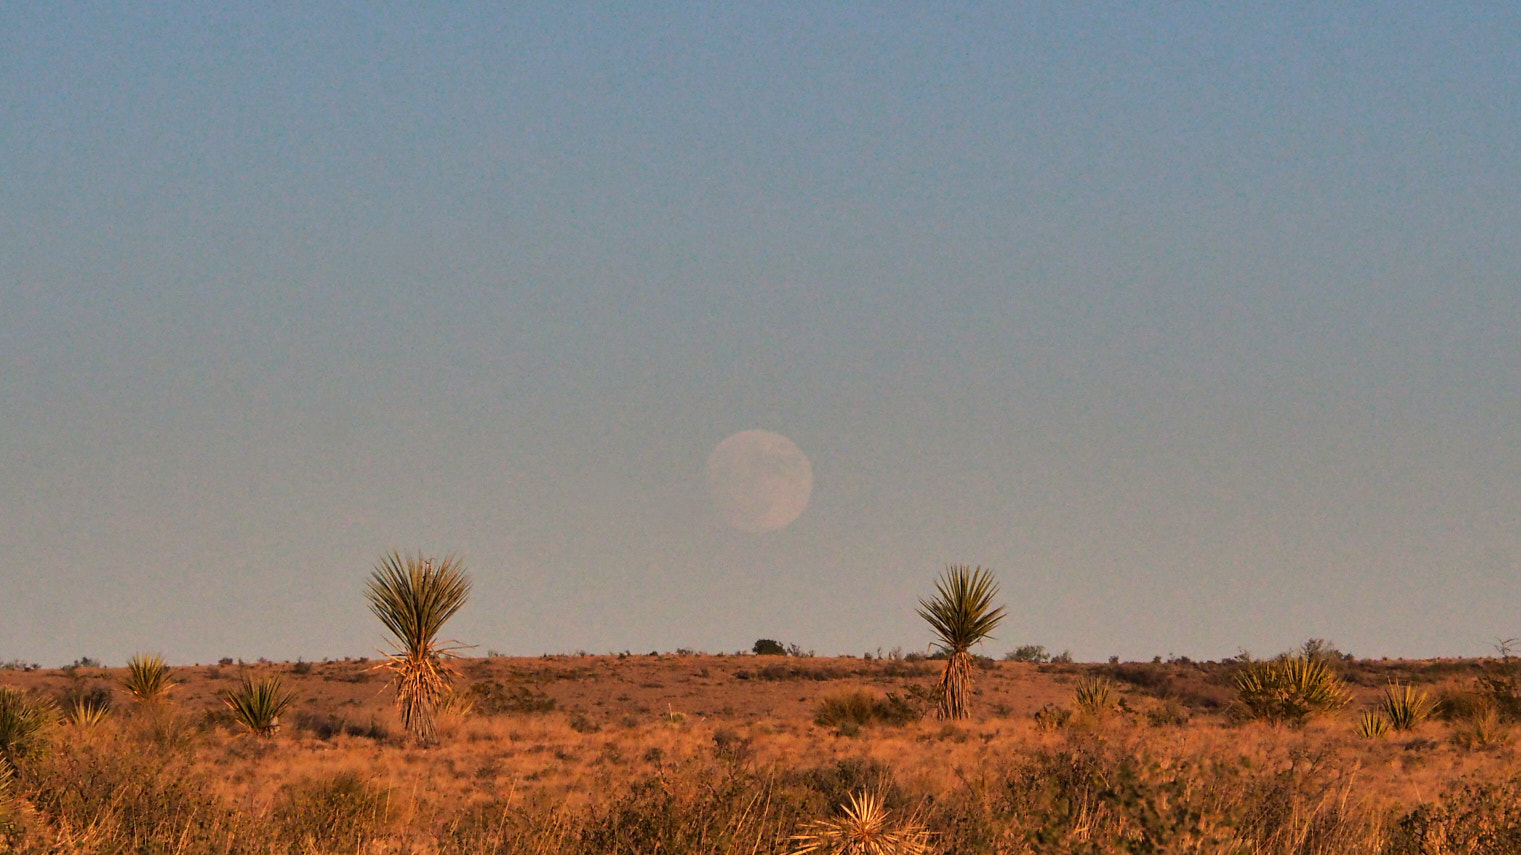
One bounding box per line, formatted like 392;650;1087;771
1005;644;1051;663
752;639;788;656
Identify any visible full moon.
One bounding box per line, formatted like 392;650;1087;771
705;430;814;533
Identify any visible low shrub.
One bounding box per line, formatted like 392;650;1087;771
273;772;390;851
1032;703;1072;731
813;691;919;733
468;681;556;715
1146;699;1191;727
1451;708;1510;751
1385;776;1521;854
753;639;788;656
1004;644;1050;663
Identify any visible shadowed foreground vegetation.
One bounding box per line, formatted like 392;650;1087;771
3;651;1521;853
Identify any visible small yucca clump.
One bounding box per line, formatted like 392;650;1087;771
1355;711;1391;739
122;653;174;703
224;675;295;738
1232;655;1350;725
1073;676;1116;716
787;789;932;855
63;696;110;728
1228;654;1350;721
1379;682;1433;731
0;687;55;767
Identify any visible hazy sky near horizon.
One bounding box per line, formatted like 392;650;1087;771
3;4;1519;667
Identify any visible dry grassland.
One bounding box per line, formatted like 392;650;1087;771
3;653;1520;853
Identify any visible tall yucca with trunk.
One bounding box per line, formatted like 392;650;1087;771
365;551;471;744
917;565;1006;720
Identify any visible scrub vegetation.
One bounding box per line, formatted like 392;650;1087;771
0;650;1519;853
2;561;1518;851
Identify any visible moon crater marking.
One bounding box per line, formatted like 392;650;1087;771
705;430;813;533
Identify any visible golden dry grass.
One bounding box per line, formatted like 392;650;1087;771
2;653;1519;853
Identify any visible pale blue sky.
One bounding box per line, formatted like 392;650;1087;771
3;4;1518;666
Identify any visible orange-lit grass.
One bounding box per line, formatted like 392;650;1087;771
4;654;1517;852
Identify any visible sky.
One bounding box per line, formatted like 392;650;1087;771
2;4;1519;667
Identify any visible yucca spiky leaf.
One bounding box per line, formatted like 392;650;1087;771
787;789;932;855
917;565;1006;655
224;675;295;738
917;565;1005;720
122;653;174;703
365;551;472;743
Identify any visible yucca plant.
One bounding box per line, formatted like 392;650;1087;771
1355;711;1390;739
1074;676;1116;716
224;675;295;738
787;789;932;855
63;695;110;728
1379;682;1433;731
122;653;174;703
0;687;55;767
917;564;1006;720
1232;655;1350;725
365;551;472;744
